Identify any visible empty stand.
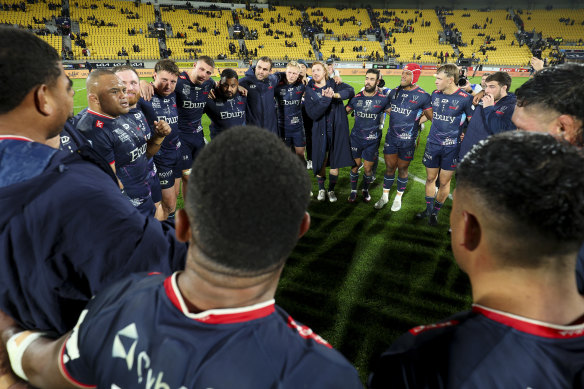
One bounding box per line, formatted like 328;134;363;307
70;0;158;60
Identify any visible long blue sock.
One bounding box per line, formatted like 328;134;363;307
317;175;325;190
431;200;443;216
350;171;359;191
383;173;395;190
397;175;409;192
363;173;373;191
328;173;338;191
425;196;435;213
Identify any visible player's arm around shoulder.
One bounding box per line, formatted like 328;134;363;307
333;82;355;101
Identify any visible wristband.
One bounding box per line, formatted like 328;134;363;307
6;331;46;381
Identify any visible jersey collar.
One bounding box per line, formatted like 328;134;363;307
87;109;116;120
164;272;276;324
473;304;584;339
0;135;33;142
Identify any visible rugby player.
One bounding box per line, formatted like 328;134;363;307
374;63;432;211
204;68;246;138
76;69;157;217
1;127;364;389
346;69;391;203
138;59;181;220
305;61;355;202
416;64;473;226
369;131;584;388
299;59;314;169
114;65;171;220
275;61;306;163
239;56;279;135
459;71;516;159
512;63;584;295
0;26;186;344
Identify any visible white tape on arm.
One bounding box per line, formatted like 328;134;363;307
6;331;46;381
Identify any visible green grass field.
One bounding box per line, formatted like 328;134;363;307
72;74;528;382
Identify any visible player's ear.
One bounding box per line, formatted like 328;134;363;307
298;212;311;238
175;209;192;242
558;114;583;146
461;211;481;252
33;84;53;116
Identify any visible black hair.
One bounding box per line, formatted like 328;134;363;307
112;64;139;78
515;64;584;129
154;59;180;76
366;68;381;81
485;71;512;91
458;131;584;263
185;126;311;276
220;68;238;81
0;27;61;114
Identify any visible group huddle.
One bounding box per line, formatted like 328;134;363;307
2;27;584;389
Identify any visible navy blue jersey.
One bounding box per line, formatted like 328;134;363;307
459;93;517;159
369;304;584;389
61;109;89;154
138;94;180;155
387;86;432;141
0;139;186;335
77;110;151;204
274;78;306;136
427;89;473;147
204;92;247;139
347;91;390;141
175;71;215;136
61;273;364;389
239;67;279;135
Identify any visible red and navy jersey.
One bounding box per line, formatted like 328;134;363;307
175;72;215;136
61;273;364;389
204;92;246;139
77;110;151;204
124;107;158;194
427;89;473;147
138;93;180;154
347;91;391;141
387;86;432;141
369;304;584;389
274;78;306;135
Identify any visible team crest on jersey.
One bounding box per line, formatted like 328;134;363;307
412;95;419;101
452;100;459;106
96;120;104;128
182;84;191;96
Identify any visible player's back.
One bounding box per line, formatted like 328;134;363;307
62;273;364;389
369;305;584;389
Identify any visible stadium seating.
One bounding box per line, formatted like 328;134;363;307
233;6;314;61
375;9;444;64
306;7;373;37
441;10;531;66
70;0;158;60
161;7;235;61
0;1;62;53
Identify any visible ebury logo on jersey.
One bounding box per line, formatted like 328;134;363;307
112;323;139;370
111;323;184;387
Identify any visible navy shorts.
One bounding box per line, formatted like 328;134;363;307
422;142;460;171
383;136;416;161
284;130;306;148
154;147;181;189
350;136;379;162
179;132;206;171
